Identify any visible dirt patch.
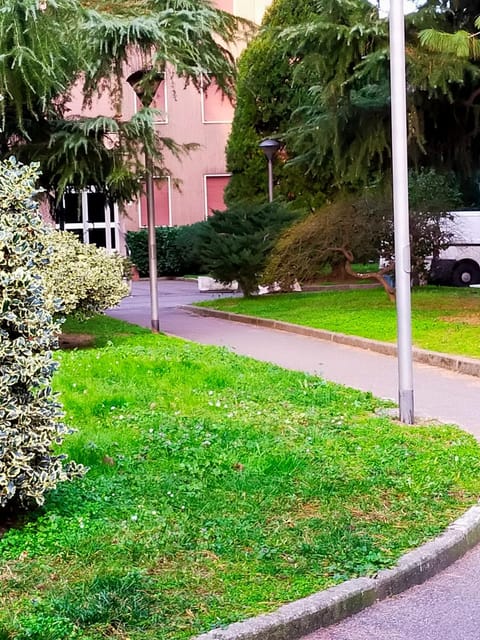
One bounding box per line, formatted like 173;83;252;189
440;314;480;326
58;333;95;350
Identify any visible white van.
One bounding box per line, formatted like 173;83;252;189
429;211;480;286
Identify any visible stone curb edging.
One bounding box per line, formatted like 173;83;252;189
181;306;480;378
193;504;480;640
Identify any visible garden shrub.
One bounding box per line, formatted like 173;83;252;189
198;201;299;296
40;230;129;318
0;158;85;510
125;229;149;276
265;170;463;288
174;221;208;275
126;227;181;276
126;223;208;277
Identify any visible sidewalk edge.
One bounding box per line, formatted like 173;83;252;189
181;306;480;378
194;503;480;640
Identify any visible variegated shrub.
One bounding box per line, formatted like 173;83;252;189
40;230;129;319
0;158;85;509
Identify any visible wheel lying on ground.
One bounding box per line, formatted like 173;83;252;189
451;261;480;287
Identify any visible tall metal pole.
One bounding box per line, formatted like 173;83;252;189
390;0;414;423
267;158;274;202
145;152;159;332
127;69;163;335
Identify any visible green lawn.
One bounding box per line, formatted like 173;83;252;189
197;286;480;358
0;315;479;639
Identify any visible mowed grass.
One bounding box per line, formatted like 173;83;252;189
197;286;480;358
0;315;480;639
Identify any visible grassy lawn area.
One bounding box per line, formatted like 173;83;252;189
197;286;480;358
1;315;480;639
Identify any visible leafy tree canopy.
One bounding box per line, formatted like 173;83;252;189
0;0;242;203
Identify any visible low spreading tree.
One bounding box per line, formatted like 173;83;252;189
265;170;463;296
0;158;85;511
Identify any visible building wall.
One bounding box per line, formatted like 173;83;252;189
66;0;272;251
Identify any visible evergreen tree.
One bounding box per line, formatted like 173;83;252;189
0;0;241;204
199;201;298;296
225;0;325;209
227;0;480;206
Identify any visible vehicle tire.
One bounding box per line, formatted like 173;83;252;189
451;261;480;287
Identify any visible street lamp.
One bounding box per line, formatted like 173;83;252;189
127;69;163;333
259;138;281;202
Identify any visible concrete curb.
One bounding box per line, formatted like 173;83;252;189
182;306;480;378
194;503;480;640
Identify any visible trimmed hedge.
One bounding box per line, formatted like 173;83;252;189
126;223;207;277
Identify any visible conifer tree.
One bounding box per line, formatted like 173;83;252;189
0;0;241;203
227;0;480;206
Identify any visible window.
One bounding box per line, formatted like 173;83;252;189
204;175;231;218
201;80;234;123
56;191;120;251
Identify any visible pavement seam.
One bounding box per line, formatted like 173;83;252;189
193;504;480;640
181;305;480;378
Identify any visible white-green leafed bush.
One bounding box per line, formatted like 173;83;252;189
0;158;85;510
40;230;129;318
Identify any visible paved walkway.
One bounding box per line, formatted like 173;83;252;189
108;280;480;640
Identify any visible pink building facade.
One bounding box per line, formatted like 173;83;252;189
61;0;271;253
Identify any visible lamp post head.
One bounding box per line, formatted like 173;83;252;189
126;68;164;108
259;138;282;162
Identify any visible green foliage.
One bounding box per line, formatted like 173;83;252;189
266;170;464;286
0;158;85;510
0;314;479;638
126;229;150;277
0;0;241;204
380;170;463;283
265;196;387;287
175;221;208;275
14;612;81;640
199;201;299;296
39;230;129;319
419;15;480;59
49;570;156;628
225;0;328;208
229;0;480;209
284;0;480;192
126;223;208;277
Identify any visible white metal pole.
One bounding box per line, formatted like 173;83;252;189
267;157;274;202
390;0;414;423
145;153;159;333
